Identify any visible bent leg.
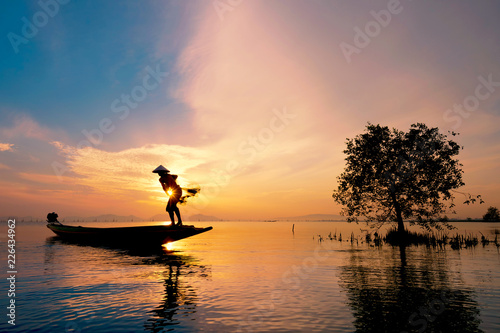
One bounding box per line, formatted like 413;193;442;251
166;202;175;225
174;206;182;226
168;195;182;226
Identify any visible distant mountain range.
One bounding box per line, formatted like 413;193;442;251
2;213;485;223
186;214;223;221
275;214;346;221
149;214;222;222
0;215;46;222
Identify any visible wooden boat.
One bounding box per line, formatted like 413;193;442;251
47;223;212;246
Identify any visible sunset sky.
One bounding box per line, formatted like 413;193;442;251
1;1;499;220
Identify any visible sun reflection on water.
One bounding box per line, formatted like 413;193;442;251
162;242;175;251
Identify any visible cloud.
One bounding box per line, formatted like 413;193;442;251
174;2;334;139
17;172;77;184
0;114;55;141
54;143;213;198
171;3;353;186
0;143;14;152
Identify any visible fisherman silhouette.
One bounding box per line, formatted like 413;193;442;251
153;165;183;226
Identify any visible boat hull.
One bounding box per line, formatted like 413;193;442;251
47;223;212;246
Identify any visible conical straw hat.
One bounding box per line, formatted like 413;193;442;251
152;165;170;173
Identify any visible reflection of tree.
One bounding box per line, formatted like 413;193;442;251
339;246;482;333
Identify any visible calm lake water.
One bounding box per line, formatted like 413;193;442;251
1;221;499;332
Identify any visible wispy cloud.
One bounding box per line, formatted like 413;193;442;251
0;143;14;152
0;114;55;141
54;142;213;197
17;172;77;185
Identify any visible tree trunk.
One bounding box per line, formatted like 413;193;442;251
396;209;404;238
390;191;405;240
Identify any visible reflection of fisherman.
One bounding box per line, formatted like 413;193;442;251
153;165;183;226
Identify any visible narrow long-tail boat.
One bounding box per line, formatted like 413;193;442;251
47;223;212;246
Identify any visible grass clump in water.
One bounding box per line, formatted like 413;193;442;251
384;228;481;249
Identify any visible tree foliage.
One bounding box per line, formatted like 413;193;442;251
332;123;481;233
483;206;500;222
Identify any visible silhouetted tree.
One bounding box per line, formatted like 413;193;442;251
332;123;482;238
483;206;500;222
